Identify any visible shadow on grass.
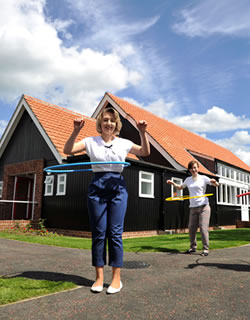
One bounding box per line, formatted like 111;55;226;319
7;271;94;287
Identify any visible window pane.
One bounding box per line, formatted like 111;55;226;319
236;188;241;204
222;167;225;177
59;175;65;182
227;185;231;203
141;182;152;195
141;173;152;181
232;187;236;204
230;170;234;179
236;172;240;181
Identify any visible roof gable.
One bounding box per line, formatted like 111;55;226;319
0;94;138;163
94;92;250;174
24;95;98;161
0;95;97;163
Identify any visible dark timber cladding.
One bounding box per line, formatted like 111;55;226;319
0;110;55;166
42;159;163;232
42;169;92;231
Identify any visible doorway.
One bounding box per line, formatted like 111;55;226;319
12;175;35;220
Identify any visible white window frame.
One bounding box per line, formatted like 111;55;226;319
139;171;154;198
170;177;183;198
217;163;250;206
217;183;250;206
44;175;54;196
56;174;67;196
0;181;3;198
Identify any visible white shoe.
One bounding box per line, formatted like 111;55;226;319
91;283;103;293
107;281;123;294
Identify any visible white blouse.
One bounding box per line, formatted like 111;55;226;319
82;136;133;172
182;174;211;208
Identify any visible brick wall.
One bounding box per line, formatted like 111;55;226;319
0;219;31;231
1;159;44;220
236;220;250;228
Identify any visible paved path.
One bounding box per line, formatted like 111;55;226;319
0;238;249;320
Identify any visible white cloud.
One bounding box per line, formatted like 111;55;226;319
66;0;160;49
64;0;172;102
122;96;176;119
214;131;250;166
173;0;250;38
0;0;158;115
51;18;74;40
170;106;250;133
121;97;250;165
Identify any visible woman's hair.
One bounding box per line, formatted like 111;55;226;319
187;160;199;170
96;107;122;135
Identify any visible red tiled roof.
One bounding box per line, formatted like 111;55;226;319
107;93;250;173
24;95;96;158
23;95;138;160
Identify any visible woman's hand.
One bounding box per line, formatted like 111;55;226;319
166;180;173;185
136;120;147;133
211;179;219;187
73;118;85;132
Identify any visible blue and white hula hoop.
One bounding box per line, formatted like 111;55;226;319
44;161;131;173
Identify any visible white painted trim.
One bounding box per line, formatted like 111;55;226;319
31;174;36;220
26;181;31;219
170;177;183;198
11;176;17;220
44;175;54;196
218;177;249;189
139;170;154;198
56;174;67;196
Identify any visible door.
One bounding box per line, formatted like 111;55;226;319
13;176;34;219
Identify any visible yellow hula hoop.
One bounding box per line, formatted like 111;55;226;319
165;193;214;201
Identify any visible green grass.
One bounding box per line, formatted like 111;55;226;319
123;229;250;253
0;231;92;249
0;276;76;306
0;228;249;253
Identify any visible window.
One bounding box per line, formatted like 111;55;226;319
171;177;183;198
0;181;3;198
139;171;154;198
56;174;67;196
230;170;235;180
236;172;240;181
221;167;225;177
44;175;54;196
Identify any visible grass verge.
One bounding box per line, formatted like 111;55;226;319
0;228;249;253
0;276;76;306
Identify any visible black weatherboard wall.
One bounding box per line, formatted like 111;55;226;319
42;169;92;231
42;159;164;232
0;111;56;174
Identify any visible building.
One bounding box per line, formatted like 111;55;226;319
0;93;249;236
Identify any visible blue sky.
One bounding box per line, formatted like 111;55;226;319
0;0;250;165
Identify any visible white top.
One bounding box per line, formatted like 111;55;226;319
82;136;133;172
182;174;211;208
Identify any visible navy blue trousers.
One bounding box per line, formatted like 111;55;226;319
87;172;128;267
